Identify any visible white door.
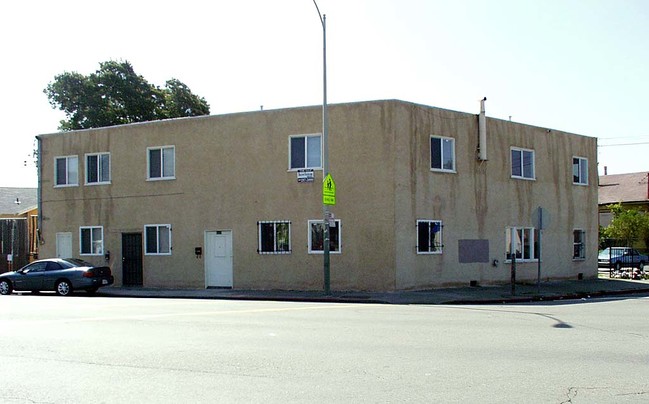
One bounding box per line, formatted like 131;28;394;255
205;231;233;288
56;232;73;258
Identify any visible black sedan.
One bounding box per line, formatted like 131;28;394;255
0;258;114;296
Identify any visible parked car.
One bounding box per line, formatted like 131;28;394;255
598;247;649;270
0;258;114;296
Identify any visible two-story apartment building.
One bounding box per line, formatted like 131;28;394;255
36;100;598;291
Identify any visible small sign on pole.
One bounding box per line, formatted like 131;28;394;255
325;211;335;227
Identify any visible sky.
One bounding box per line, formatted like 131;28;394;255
1;0;648;188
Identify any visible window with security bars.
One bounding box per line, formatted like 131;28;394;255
506;226;539;261
258;221;291;254
573;229;585;259
417;220;443;254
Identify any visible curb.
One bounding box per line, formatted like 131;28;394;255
95;285;649;305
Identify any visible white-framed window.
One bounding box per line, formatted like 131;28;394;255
145;224;172;255
511;147;535;180
55;155;79;187
416;220;443;254
573;229;585;260
85;152;111;185
505;226;539;261
430;136;455;172
572;157;588;185
147;146;175;180
80;226;103;255
308;219;341;254
289;134;322;170
258;221;291;254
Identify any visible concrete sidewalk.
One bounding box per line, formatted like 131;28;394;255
97;277;649;305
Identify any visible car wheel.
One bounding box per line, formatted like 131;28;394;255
55;280;73;296
0;279;12;295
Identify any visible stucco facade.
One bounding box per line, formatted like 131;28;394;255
37;100;598;291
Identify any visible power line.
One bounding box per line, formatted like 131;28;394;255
598;142;649;147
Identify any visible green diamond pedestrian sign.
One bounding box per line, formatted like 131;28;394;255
323;173;336;205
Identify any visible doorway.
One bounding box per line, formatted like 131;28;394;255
122;233;143;286
205;230;233;288
55;232;72;258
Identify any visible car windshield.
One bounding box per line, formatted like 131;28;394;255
62;258;94;268
599;248;625;257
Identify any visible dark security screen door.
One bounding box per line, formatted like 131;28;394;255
122;233;143;286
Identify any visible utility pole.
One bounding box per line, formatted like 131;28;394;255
313;0;331;295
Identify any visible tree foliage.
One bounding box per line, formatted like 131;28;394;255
602;203;649;246
44;60;210;130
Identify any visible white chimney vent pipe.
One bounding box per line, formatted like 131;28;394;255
478;97;487;161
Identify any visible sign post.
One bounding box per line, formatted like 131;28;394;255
533;207;550;294
510;227;516;296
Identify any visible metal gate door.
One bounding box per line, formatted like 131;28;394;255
122;233;143;286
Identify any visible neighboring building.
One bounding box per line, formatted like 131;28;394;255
0;187;38;272
36;100;598;291
598;172;649;227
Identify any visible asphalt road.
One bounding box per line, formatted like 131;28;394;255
0;294;648;403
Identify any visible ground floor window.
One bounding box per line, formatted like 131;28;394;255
258;221;291;254
145;224;171;255
506;226;538;261
417;220;443;254
573;229;585;259
308;219;341;254
80;226;103;255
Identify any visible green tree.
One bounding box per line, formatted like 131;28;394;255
44;60;210;130
603;203;649;247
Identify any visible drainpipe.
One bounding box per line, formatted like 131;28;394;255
36;136;43;245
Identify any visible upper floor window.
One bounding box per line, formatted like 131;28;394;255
289;134;322;170
55;155;78;187
86;153;111;185
148;146;175;180
506;226;538;262
417;220;443;254
80;226;103;255
573;157;588;185
308;219;341;254
145;224;172;255
430;136;455;172
511;148;535;180
258;221;291;254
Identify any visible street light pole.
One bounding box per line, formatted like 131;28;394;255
313;0;330;295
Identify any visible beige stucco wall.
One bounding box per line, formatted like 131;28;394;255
38;100;597;291
391;102;598;288
38;101;398;291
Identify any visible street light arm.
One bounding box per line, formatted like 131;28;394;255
312;0;325;27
